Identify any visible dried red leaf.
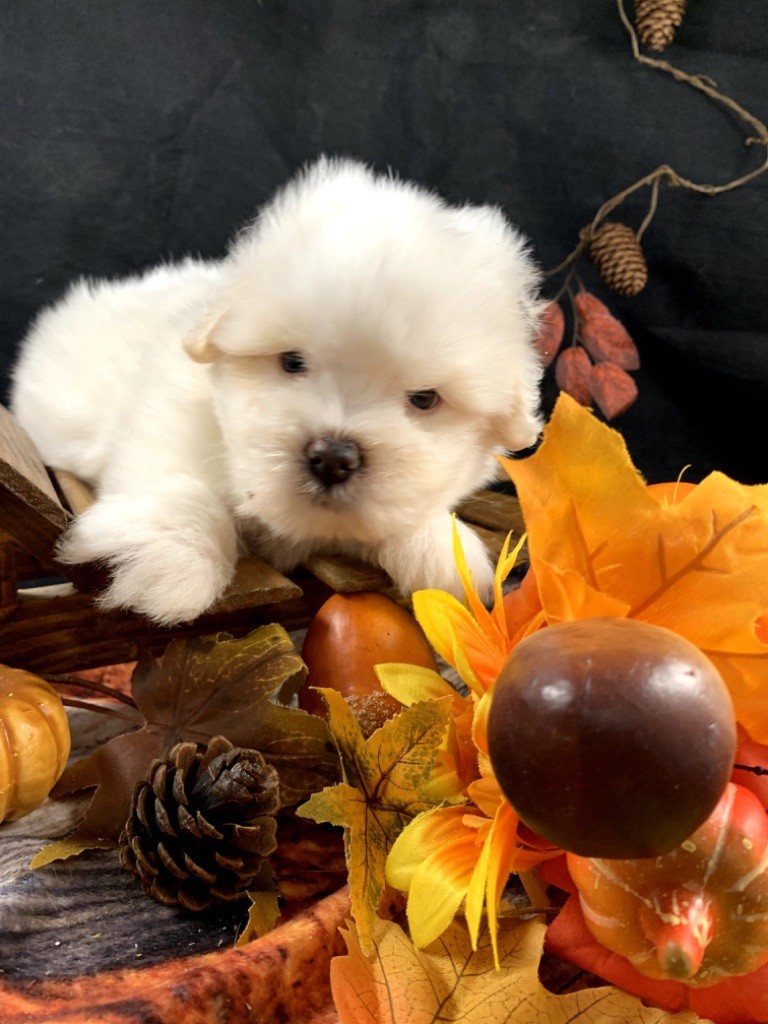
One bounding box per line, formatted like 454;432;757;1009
580;317;640;370
555;347;592;405
573;291;612;322
534;302;565;368
589;361;638;420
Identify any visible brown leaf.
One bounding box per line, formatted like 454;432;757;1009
555;347;592;405
34;626;340;864
589;361;638;419
331;915;701;1024
581;317;640;370
573;291;612;322
534;301;565;368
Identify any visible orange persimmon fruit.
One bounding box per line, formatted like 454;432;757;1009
298;592;438;726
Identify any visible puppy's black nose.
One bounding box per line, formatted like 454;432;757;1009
304;436;363;487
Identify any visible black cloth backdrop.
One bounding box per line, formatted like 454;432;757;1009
0;1;766;483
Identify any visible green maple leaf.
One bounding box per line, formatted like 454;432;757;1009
298;688;451;952
32;625;339;868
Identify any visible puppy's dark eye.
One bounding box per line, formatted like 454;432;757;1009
408;389;440;411
279;351;307;374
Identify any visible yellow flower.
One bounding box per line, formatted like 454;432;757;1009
410;524;540;696
379;527;558;966
383;683;560;962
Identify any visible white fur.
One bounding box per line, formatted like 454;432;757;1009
11;158;543;624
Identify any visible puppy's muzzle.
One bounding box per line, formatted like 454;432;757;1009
304;436;363;488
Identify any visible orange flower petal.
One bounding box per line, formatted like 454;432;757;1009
386;805;478;949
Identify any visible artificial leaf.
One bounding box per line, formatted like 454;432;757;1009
532;553;631;623
589;360;638;418
237;862;281;946
554;346;592;405
376;663;477;800
579;304;641;370
502;394;768;741
238;889;281;945
298;688;451;952
533;300;565;367
331;915;702;1024
412;589;498;695
573;290;614;321
35;625;339;864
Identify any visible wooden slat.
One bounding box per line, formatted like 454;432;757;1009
455;488;524;535
0;531;46;581
0;543;18;621
0;404;61;504
0;407;70;566
209;555;302;613
10;571;336;674
301;553;395;594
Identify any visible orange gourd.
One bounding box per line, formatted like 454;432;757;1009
0;666;71;822
298;592;438;729
647;480;697;505
567;783;768;987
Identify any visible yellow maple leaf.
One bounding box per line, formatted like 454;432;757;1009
502;394;768;741
236;890;280;946
297;688;451;952
331;915;705;1024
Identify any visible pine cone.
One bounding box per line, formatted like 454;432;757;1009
634;0;686;52
120;736;280;912
590;222;649;297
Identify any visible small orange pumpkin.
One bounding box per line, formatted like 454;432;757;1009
646;479;697;505
298;592;438;732
0;666;71;822
567;782;768;987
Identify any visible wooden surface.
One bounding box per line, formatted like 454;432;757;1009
0;405;70;571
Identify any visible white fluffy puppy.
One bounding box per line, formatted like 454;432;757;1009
11;158;543;625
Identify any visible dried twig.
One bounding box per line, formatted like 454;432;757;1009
60;695;142;725
545;0;768;281
43;671;137;708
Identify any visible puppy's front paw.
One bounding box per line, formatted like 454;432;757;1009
57;491;237;625
376;517;494;602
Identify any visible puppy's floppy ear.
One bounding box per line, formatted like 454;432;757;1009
183;311;224;364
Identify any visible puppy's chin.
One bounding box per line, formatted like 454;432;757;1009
235;474;401;546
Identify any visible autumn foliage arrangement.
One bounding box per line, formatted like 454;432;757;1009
289;393;768;1024
3;393;768;1023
